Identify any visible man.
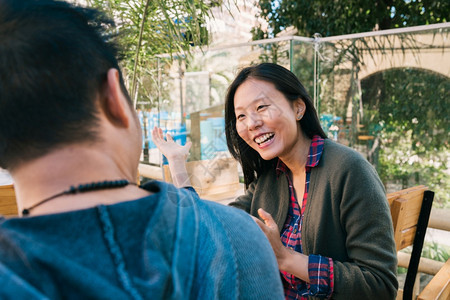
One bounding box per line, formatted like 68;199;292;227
0;0;284;298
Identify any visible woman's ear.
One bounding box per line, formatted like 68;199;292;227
294;99;306;120
103;68;129;127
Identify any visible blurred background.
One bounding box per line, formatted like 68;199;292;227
2;0;449;291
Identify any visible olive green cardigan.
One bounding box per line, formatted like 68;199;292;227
229;139;398;300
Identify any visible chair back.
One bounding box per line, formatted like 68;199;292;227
387;185;434;300
0;184;18;217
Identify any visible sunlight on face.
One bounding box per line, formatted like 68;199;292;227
234;78;304;160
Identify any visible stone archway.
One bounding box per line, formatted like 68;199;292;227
324;29;450;147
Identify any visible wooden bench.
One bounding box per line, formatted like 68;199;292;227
0;184;18;217
387;185;434;300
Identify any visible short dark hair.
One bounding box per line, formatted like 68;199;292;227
0;0;130;170
225;63;327;187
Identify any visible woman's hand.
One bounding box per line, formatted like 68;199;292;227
151;126;192;188
253;208;290;264
253;208;310;282
151;126;191;163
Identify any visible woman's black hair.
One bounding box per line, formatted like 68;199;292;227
225;63;327;188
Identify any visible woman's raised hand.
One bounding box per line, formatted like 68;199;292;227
151;126;192;188
151;126;192;163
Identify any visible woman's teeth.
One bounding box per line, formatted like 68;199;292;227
255;133;274;145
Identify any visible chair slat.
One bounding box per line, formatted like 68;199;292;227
387;185;426;205
387;186;434;299
417;259;450;300
397;227;417;251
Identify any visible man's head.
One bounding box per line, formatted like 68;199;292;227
0;0;131;171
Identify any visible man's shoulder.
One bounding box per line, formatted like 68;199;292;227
196;198;273;250
196;198;254;228
194;199;284;299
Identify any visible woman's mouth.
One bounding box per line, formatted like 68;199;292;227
254;133;275;146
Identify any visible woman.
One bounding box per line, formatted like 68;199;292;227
152;63;398;299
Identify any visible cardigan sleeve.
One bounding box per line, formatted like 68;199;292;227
319;149;398;300
228;180;257;213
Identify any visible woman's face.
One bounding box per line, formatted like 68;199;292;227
234;78;305;161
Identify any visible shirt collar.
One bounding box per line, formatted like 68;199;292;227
276;135;325;176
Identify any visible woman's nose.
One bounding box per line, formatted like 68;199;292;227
248;113;263;130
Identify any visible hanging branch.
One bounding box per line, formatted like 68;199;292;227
131;0;151;108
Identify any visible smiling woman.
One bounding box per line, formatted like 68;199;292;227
224;63;398;299
233;79;304;161
154;63;399;300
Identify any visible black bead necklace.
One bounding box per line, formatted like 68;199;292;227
22;179;137;216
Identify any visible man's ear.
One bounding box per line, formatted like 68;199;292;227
103;68;129;128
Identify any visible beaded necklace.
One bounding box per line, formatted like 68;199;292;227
22;179;137;216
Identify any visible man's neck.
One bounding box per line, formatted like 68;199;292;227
11;145;147;216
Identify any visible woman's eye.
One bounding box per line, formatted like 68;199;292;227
236;114;245;120
257;104;269;111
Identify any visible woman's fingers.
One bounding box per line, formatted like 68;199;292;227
152;127;170;143
157;127;165;140
254;208;289;264
152;127;177;143
151;127;160;143
251;215;271;237
183;141;192;151
151;126;191;161
258;208;277;230
152;127;159;138
253;210;277;238
251;215;263;226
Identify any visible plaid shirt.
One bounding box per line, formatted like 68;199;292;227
276;135;334;299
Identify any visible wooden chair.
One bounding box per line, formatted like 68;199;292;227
417;258;450;300
0;184;18;217
387;185;434;300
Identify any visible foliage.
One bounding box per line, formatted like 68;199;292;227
361;68;449;207
85;0;221;106
253;0;449;39
422;242;450;263
398;242;450;274
378;130;449;207
362;68;449;151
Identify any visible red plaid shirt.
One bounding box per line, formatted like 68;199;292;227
277;135;334;299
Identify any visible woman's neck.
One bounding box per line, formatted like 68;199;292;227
279;132;311;176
